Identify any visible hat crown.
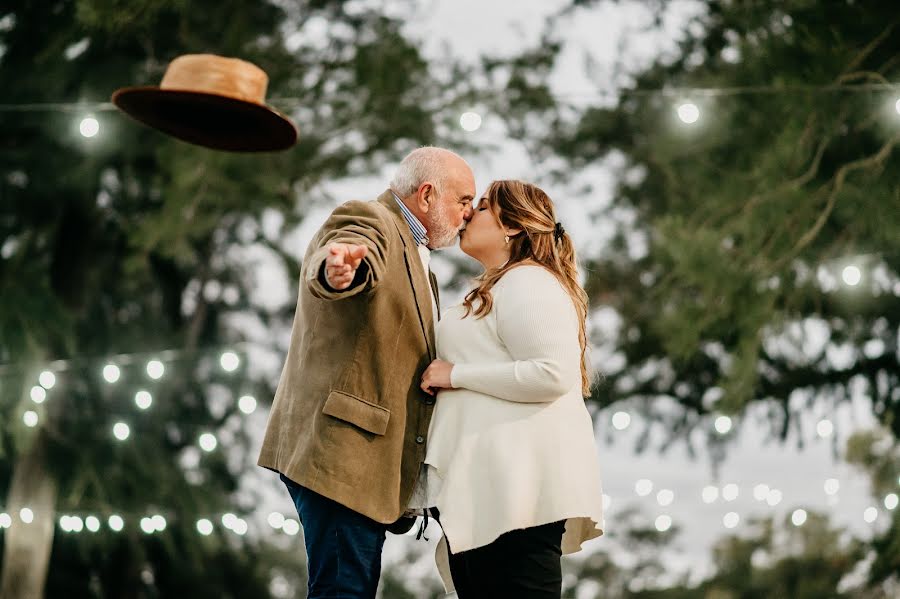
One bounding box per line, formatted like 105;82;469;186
160;54;268;105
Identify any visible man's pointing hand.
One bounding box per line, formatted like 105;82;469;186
324;243;368;290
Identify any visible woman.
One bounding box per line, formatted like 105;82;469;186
418;180;604;598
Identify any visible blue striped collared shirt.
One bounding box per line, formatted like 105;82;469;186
392;191;429;247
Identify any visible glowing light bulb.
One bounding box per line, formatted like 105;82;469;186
147;360;165;379
702;486;719;504
722;484;739;501
635;479;653;496
723;512;739;528
816;419;834;438
459;112;482;132
199;433;217;452
238;395;257;414
197;519;214;535
715;415;732;434
30;386;46;404
135;391;152;410
151;515;166;532
268;512;285;529
113;422;130;441
282;519;300;535
108;515;124;531
85;516;100;532
103;364;120;383
842;266;861;286
612;411;631;430
753;484;770;501
80;117;99;138
657;489;674;506
655;515;672;531
39;371;56;389
140;517;155;534
220;352;240;372
677;102;700;124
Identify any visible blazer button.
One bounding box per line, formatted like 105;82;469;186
421;396;436;405
415;435;425;444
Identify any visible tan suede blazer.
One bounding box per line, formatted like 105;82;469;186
257;190;439;523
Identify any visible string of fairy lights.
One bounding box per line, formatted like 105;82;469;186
1;345;300;539
1;480;897;538
1;344;898;539
9;346;254;437
0;507;302;538
3;86;898;287
1;82;899;138
2;81;899;540
1;484;897;538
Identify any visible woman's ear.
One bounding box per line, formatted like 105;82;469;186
505;227;523;238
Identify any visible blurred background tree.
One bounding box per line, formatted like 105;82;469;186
460;0;900;596
552;430;898;598
508;0;900;446
2;0;899;597
0;0;477;597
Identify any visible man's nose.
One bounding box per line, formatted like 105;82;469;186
463;205;474;221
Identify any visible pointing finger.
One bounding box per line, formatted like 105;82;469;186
348;246;367;269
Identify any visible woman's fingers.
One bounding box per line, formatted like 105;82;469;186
420;366;435;395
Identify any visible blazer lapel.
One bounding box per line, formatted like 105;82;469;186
378;191;437;359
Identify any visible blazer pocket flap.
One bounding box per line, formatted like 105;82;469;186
322;391;390;436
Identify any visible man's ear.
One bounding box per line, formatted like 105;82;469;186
416;182;436;213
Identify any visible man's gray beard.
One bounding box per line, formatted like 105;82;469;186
430;228;459;249
427;214;460;249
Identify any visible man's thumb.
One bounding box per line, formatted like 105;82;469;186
351;245;368;260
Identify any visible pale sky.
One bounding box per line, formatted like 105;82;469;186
236;1;890;595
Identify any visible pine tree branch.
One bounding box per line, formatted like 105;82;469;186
876;53;900;77
775;130;900;269
736;132;832;220
835;71;890;86
841;21;897;74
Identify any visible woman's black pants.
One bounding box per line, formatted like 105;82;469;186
446;520;566;599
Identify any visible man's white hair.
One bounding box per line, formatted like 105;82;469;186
389;146;463;198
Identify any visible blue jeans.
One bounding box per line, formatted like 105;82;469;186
281;474;387;599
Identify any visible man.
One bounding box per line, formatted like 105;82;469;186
258;146;475;598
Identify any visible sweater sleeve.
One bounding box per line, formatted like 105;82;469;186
304;200;389;300
450;267;582;403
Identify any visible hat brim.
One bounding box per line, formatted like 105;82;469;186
111;87;298;152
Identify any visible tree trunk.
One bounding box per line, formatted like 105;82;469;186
0;431;57;599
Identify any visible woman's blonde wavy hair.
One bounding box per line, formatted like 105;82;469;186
462;180;592;397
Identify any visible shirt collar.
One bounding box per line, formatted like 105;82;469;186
392;191;429;247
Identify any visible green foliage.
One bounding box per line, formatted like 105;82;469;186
0;0;478;595
504;0;900;442
552;508;892;599
461;1;900;597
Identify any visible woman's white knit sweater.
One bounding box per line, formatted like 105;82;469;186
424;265;604;588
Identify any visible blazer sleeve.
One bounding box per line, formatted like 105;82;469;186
450;267;583;403
304;200;390;300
